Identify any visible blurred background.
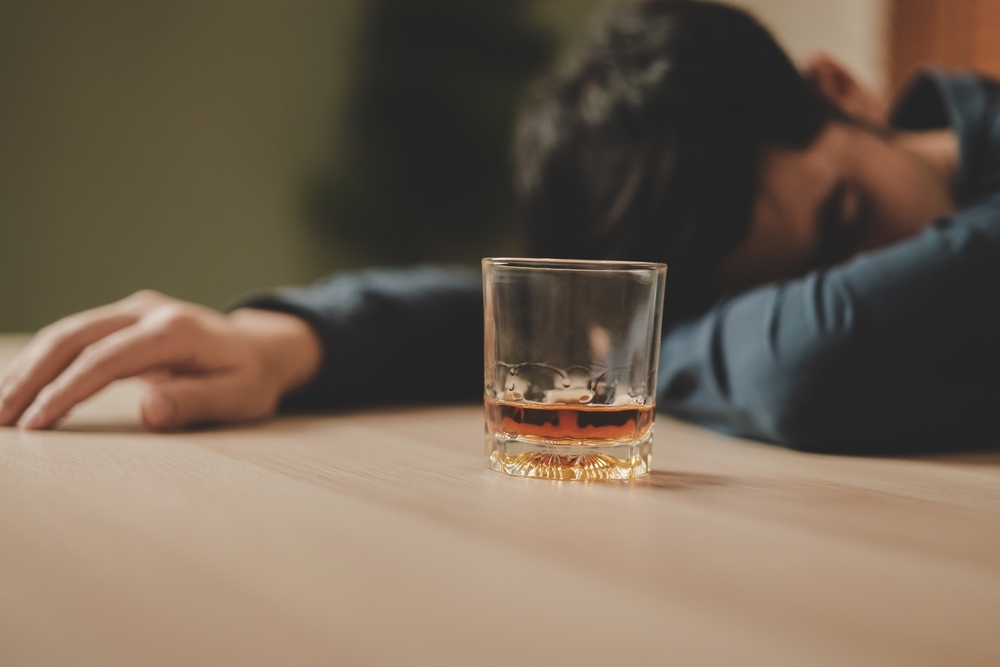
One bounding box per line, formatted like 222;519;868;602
1;0;997;331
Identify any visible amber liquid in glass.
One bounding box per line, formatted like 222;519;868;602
485;398;654;480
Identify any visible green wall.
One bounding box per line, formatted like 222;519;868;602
0;0;601;332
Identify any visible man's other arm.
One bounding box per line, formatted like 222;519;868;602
657;197;1000;454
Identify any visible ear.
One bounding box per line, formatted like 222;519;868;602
805;53;887;127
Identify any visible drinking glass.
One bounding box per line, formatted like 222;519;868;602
483;258;667;480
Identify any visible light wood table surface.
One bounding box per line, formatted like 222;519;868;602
1;334;999;666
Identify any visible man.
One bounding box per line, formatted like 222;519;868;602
1;1;998;454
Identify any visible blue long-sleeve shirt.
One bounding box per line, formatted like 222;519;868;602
239;71;1000;454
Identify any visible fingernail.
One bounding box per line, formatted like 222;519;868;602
144;393;176;427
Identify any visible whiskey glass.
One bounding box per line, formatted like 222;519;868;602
483;258;667;480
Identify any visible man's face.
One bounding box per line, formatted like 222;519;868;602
713;121;956;293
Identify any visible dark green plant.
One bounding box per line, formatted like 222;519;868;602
312;0;554;264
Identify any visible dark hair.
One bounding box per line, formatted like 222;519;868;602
515;0;841;321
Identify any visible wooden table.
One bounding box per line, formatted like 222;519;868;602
1;335;999;666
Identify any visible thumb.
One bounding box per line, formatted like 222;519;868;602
142;375;275;430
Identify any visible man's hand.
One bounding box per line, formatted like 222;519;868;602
0;291;322;430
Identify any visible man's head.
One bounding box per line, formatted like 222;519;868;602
515;0;955;320
715;54;956;292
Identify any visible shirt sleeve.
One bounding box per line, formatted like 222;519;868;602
657;195;1000;454
232;265;484;410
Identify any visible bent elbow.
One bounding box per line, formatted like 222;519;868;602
768;390;838;453
739;353;854;453
763;365;887;455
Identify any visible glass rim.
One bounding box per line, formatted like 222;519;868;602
483;257;667;272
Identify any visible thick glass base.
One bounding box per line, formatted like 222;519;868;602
486;429;652;481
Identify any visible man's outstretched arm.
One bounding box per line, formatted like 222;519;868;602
0;266;484;431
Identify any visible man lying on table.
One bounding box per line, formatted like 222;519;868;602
1;0;998;455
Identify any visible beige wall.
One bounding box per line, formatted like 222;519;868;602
0;0;886;332
731;0;887;94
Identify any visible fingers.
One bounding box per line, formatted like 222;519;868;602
16;317;192;429
0;305;143;425
142;375;276;430
0;289;285;432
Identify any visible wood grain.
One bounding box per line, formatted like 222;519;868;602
890;0;1000;91
1;335;998;666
